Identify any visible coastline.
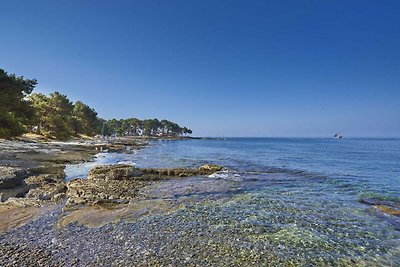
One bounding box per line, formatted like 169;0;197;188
0;136;227;266
0;136;149;226
1;137;400;266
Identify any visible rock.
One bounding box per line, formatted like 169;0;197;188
141;168;196;178
140;164;223;178
65;178;145;207
52;193;66;202
28;164;66;181
0;183;33;201
198;164;223;173
65;163;224;207
359;197;400;217
3;197;42;207
88;164;141;181
0;193;4;202
26;183;67;201
107;144;127;153
374;205;400;217
23;163;67;201
0;167;28;189
26;174;61;185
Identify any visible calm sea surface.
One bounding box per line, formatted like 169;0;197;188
66;138;400;265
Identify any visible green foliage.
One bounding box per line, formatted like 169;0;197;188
0;69;37;138
72;101;100;136
29;92;72;139
103;118;192;137
29;92;101;140
0;68;191;140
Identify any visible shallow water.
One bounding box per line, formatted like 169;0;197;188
64;138;400;265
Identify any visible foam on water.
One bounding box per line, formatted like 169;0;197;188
208;169;242;181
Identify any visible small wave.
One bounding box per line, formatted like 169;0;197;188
116;161;136;166
208;170;242;182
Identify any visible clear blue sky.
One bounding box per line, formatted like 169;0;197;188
1;1;399;137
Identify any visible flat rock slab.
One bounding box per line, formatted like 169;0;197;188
88;164;141;181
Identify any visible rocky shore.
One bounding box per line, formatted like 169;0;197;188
1;137;399;266
0;137;148;227
0;136;227;266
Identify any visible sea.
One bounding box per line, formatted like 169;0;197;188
65;138;400;265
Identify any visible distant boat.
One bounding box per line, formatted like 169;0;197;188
334;132;343;139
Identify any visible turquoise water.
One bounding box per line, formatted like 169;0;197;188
66;138;400;265
138;138;400;199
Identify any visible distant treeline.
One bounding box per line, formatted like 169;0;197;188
103;118;192;137
0;69;192;140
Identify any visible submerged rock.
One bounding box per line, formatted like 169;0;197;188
374;204;400;216
359;197;400;217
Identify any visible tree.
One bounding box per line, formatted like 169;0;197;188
101;117;192;138
0;69;37;138
142;119;160;136
29;92;74;140
126;118;142;136
28;93;49;134
182;127;192;136
47;92;74;139
72;101;100;136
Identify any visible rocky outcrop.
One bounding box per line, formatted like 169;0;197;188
0;139;92;203
28;164;66;182
0;167;28;189
87;164;142;181
25;183;67;201
0;138;151;208
140;164;223;178
23;164;67;202
198;164;224;173
66;164;223;207
87;164;223;181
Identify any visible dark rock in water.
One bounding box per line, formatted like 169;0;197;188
0;167;28;189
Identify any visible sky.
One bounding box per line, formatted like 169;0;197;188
1;0;399;137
